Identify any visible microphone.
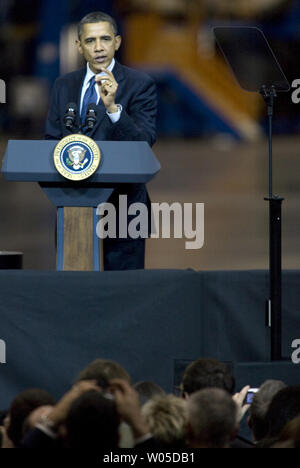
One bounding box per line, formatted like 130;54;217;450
64;102;77;130
85;103;97;130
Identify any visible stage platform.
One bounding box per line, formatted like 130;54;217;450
0;269;299;410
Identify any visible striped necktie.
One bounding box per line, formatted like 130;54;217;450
80;75;97;124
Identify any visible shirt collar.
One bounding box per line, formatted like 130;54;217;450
86;58;115;82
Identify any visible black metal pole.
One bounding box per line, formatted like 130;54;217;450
268;91;273;199
268;197;283;360
261;85;284;361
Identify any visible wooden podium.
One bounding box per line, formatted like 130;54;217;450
2;140;160;271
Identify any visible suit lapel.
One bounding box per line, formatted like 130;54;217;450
111;60;125;83
64;68;86;129
76;69;86;120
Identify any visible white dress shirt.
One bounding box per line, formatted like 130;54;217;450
79;58;122;123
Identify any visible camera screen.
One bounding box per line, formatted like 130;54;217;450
246;388;258;404
246;392;255;404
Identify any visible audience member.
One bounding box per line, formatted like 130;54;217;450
64;390;120;449
22;380;101;448
76;358;131;387
271;415;300;448
258;386;300;448
181;358;235;397
180;357;252;447
247;379;286;444
5;388;55;448
77;359;134;448
186;388;238;448
141;395;187;448
0;410;11;449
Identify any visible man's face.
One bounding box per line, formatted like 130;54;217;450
77;21;121;74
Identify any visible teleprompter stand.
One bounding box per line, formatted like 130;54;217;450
213;27;290;360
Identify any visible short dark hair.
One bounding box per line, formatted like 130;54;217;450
182;358;235;396
249;379;286;442
76;358;131;388
264;386;300;440
78;11;118;40
7;388;56;447
65;390;120;449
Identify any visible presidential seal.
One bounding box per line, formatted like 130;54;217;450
53;134;100;181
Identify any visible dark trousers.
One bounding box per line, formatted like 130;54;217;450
102;238;145;271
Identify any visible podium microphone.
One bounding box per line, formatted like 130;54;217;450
85;103;97;130
64;102;77;131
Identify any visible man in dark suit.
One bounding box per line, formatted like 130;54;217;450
45;11;157;270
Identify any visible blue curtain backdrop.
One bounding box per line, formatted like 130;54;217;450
34;0;69;85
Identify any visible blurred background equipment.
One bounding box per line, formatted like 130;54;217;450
0;251;22;269
9;77;49;135
201;0;294;18
59;23;84;75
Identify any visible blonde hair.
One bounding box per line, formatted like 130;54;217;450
142;395;187;445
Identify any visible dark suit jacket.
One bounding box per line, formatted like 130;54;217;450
45;60;157;210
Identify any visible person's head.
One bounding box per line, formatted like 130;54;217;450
142;395;187;447
133;381;166;407
181;358;235;397
76;11;121;73
76;358;131;388
64;390;120;449
248;379;286;443
6;388;55;447
260;385;300;446
186;388;238;448
272;415;300;448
